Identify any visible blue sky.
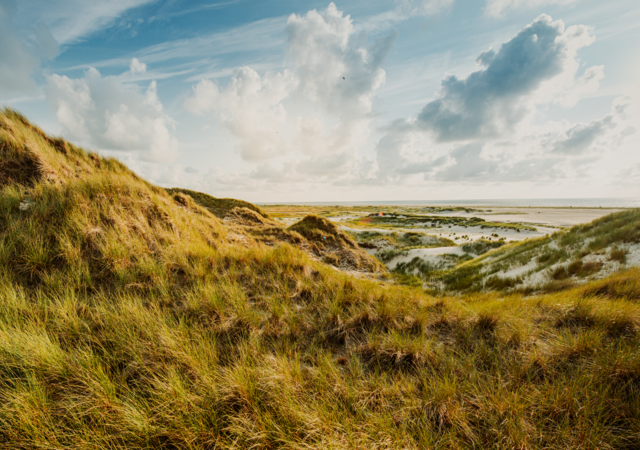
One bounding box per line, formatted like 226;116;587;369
1;0;639;202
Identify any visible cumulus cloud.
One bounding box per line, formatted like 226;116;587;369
372;130;444;182
361;14;627;187
287;3;393;117
286;4;396;172
46;67;178;162
428;140;574;183
413;14;598;142
184;3;394;167
485;0;576;18
551;116;615;155
549;97;633;155
129;57;146;75
185;67;297;160
433;143;496;181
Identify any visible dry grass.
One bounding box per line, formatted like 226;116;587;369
1;108;640;449
166;187;270;219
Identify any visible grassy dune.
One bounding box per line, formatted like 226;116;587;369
433;209;640;294
1;109;640;449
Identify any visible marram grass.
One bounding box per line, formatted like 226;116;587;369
0;108;640;449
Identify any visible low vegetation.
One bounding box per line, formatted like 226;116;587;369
261;204;485;219
1;108;640;449
349;212;537;232
461;238;505;255
354;230;454;248
427;209;640;294
166;187;269;219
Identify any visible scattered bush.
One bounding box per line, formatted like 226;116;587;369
552;260;603;280
461;239;504;256
376;248;408;263
609;246;628;264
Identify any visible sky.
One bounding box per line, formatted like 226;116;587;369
1;0;639;202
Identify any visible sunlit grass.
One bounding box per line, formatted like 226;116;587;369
1;108;639;448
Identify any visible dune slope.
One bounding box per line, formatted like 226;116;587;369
1;109;640;449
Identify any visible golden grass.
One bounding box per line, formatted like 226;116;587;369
1;108;640;449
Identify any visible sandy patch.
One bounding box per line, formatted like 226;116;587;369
496;259;538;279
426;207;621;228
432;224;545;242
387;246;464;270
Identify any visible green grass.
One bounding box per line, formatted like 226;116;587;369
348;231;456;266
166;187;269;219
349;213;537;232
433;210;640;295
1;108;640;448
461;239;505;255
352;230;455;249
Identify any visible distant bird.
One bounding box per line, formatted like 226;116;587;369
342;77;345;80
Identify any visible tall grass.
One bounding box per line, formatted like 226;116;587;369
1;108;640;448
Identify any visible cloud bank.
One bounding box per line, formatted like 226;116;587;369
185;2;396;174
414;14;598;142
46;65;178;162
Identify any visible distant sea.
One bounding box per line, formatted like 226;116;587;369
259;198;640;208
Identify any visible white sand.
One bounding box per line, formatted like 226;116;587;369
426;207;621;228
337;207;621;243
387;246;465;269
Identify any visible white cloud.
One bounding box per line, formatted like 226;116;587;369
410;15;599;142
184;2;395;168
485;0;576;18
129;57;147;75
358;0;454;32
287;4;393;117
185;67;297;161
548;97;634;155
12;0;158;45
46;67;178;162
353;14;636;189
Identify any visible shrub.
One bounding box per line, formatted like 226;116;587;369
609;246;628;264
461;239;504;256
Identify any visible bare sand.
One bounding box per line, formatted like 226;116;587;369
346;206;627;269
387;247;467;270
427;207;622;228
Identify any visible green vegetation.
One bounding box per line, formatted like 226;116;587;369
350;230;455;251
288;215;383;271
376;248;409;263
461;238;505;255
430;209;640;294
1;109;640;448
262;204;484;217
349;212;537;232
167;187;269;219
